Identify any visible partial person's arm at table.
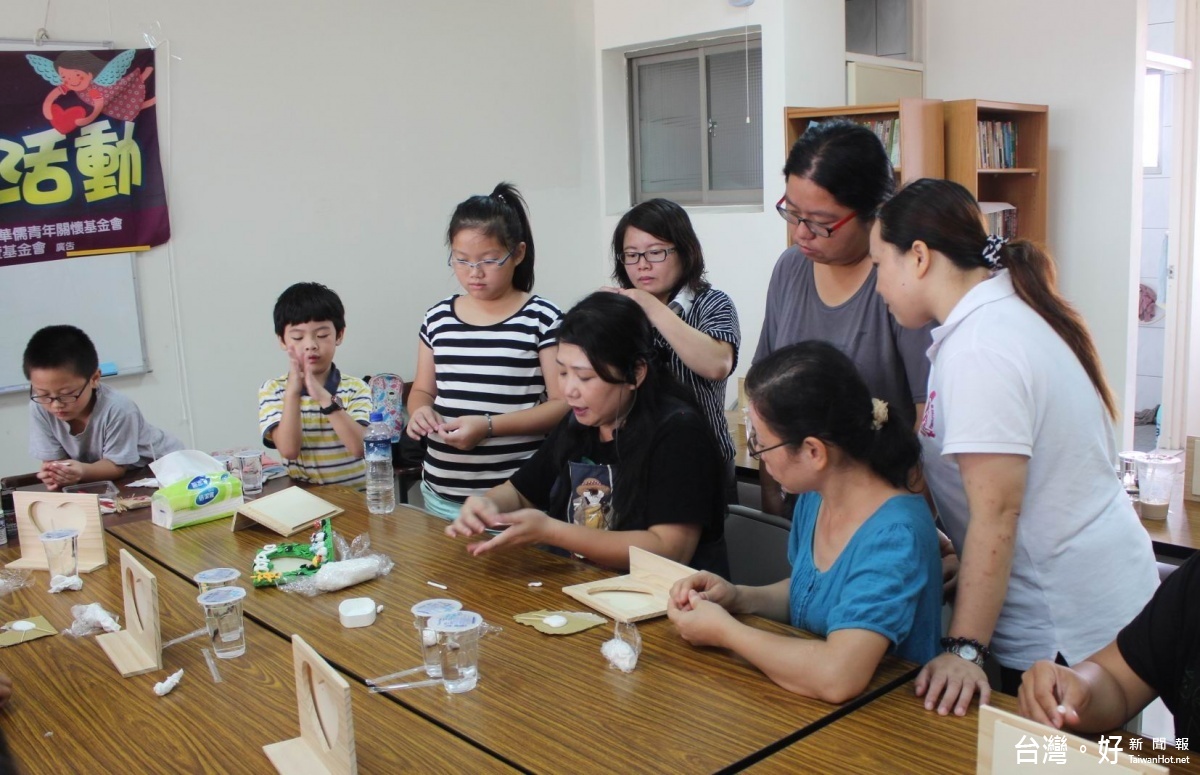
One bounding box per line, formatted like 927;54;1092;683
406;342;443;439
38;458;126;490
667;575;889;702
1018;643;1156;733
917;452;1027;716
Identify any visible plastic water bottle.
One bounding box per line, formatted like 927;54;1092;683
365;411;396;514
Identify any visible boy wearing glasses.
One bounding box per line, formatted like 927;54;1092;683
25;324;183;490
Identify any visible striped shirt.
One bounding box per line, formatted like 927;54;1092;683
419;294;562;502
257;367;372;486
658;286;740;461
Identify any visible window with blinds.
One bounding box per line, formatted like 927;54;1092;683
629;37;762;206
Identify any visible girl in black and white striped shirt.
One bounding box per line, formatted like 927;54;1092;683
407;183;568;518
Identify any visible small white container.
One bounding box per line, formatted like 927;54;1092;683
339;597;378;628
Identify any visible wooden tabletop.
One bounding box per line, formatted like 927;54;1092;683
1139;481;1200;559
108;489;917;774
0;539;513;774
747;683;1200;774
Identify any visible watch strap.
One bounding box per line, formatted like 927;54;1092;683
319;397;343;415
940;636;989;666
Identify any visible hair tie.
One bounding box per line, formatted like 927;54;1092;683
493;192;507;205
982;234;1007;268
870;398;889;431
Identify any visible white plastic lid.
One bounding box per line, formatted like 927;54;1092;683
430;610;482;633
411;598;462;617
194;567;241;585
197;586;246;606
339;597;377;628
39;528;80;541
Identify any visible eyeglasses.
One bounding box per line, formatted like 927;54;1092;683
448;248;515;271
30;381;90;405
619;247;675;266
746;428;790;460
775;196;857;238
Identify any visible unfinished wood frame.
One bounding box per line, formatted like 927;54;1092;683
97;549;162;677
8;491;107;573
264;634;357;775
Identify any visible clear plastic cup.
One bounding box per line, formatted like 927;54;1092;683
236;451;263;496
1136;454;1181;520
1117;451;1144;501
197;586;247;658
430;610;483;694
411;598;462;678
40;528;80;578
193;567;241;594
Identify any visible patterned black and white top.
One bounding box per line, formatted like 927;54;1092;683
419;294;562;502
657;286;740;461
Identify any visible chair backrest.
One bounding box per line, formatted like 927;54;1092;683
724;505;792;587
366;373;407;443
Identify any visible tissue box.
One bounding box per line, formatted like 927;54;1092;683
152;472;244;530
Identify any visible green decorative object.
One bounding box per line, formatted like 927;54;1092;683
250;518;336;588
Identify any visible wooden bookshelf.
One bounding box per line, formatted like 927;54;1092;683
943;99;1049;245
783;98;945;185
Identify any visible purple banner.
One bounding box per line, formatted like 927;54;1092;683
0;48;170;267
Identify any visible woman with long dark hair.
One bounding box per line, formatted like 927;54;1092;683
446;292;727;573
668;341;940;700
870;178;1158;714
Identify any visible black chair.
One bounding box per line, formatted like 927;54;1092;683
724;504;791;586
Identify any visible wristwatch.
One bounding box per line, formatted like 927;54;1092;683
941;637;989;668
319;397;343;415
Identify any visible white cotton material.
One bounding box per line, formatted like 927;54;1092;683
154;669;184;696
63;603;121;637
602;639;638;672
314;557;383;592
48;575;82;593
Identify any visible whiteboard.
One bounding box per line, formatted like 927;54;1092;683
0;251;148;393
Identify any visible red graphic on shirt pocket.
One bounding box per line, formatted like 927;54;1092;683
919;391;936;438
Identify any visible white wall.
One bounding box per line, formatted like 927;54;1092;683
0;0;603;477
924;0;1146;448
593;0;845;402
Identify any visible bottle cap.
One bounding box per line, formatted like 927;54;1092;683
369;411;384;423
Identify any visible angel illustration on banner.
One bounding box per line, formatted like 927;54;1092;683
26;49;156;134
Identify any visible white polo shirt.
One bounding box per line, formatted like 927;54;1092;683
920;270;1158;670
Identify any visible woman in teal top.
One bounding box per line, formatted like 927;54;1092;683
668;341;941;702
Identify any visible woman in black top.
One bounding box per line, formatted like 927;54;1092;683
446;292;728;574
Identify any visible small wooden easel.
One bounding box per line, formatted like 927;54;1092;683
97;549;162;677
7;492;108;573
264;635;357;775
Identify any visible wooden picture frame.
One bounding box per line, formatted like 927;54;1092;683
978;705;1166;774
97;549;162;677
7;491;108;573
264;634;357;775
231;487;343;537
561;547;697;623
1184;436;1200;504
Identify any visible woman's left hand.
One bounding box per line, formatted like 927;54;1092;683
915;652;991;716
667;590;735;648
438;415;490;451
599;285;659;313
463;508;550;557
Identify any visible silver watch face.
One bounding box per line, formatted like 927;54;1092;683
959;644;979;661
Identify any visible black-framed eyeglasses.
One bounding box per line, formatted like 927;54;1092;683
747;428;790;460
448;247;516;271
775;196;856;238
29;381;90;405
620;247;675;266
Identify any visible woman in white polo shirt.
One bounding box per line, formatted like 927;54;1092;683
868;178;1158;716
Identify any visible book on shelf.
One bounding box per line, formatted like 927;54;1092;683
980;202;1018;239
230;486;343;537
977;120;1018;168
812;116;901;168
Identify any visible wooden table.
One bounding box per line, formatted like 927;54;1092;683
109;490;917;774
1139;481;1200;559
747;683;1200;774
0;539;512;774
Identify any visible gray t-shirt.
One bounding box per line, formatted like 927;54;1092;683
28;383;184;469
753;247;933;429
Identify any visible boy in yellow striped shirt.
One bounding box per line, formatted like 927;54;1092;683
257;283;371;486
